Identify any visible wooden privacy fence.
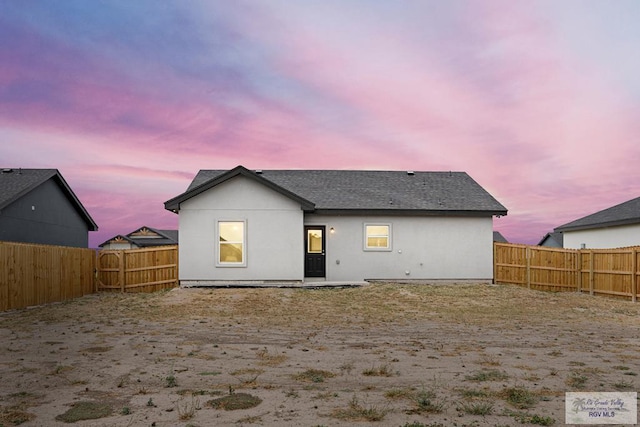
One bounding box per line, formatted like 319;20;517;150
0;241;96;311
494;243;640;302
96;245;178;293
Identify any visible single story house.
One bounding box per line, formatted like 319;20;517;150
555;196;640;249
164;165;507;285
537;231;563;248
0;168;97;248
99;226;178;249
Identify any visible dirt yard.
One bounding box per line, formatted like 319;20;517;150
1;283;639;427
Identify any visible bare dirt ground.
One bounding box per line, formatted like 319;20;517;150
1;283;639;427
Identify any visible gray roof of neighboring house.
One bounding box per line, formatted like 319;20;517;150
99;227;178;248
537;231;563;246
493;231;508;243
0;168;98;230
165;165;507;216
555;196;640;232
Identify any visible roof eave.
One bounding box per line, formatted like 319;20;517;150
555;217;640;233
311;208;507;217
52;172;99;231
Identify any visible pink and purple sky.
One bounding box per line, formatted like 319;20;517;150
2;1;640;247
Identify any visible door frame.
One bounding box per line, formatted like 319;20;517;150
304;225;326;278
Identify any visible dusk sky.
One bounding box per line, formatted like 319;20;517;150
2;1;640;248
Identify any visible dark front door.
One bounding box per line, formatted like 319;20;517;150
304;226;325;278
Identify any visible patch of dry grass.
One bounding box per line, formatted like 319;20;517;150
293;368;335;383
3;283;640;331
207;392;262;410
331;395;388;422
54;401;113;423
256;347;287;366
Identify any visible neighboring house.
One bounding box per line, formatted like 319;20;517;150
493;231;508;243
555;196;640;249
537;231;563;248
0;168;98;247
165;166;507;285
99;226;178;250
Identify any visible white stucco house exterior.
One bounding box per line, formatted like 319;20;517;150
164;166;507;286
555;196;640;249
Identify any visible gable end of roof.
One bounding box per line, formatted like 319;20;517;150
164;165;316;212
0;168;98;231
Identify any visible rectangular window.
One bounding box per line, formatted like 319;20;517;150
218;221;246;266
364;224;391;251
307;229;323;253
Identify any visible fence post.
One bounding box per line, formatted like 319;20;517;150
493;243;497;284
526;246;531;289
632;248;637;303
119;250;125;293
589;250;594;296
94;250;98;293
576;250;582;293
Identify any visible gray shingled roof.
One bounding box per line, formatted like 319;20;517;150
493;231;508;243
98;227;178;248
0;168;98;230
555;196;640;232
166;165;507;215
537;231;563;246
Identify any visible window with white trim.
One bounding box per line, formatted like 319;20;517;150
364;223;391;251
218;220;246;266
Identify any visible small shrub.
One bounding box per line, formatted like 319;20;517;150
511;411;555;425
331;395;387;422
165;374;178;388
293;368;335;383
457;388;489;398
362;364;395;377
458;400;494;415
410;389;445;414
502;386;538;409
566;371;588;389
177;396;200;420
465;369;508;382
384;387;415;399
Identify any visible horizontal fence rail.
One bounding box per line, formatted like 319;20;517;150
0;241;96;311
96;245;178;293
494;243;639;302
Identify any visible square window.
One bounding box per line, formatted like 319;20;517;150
364;224;391;251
